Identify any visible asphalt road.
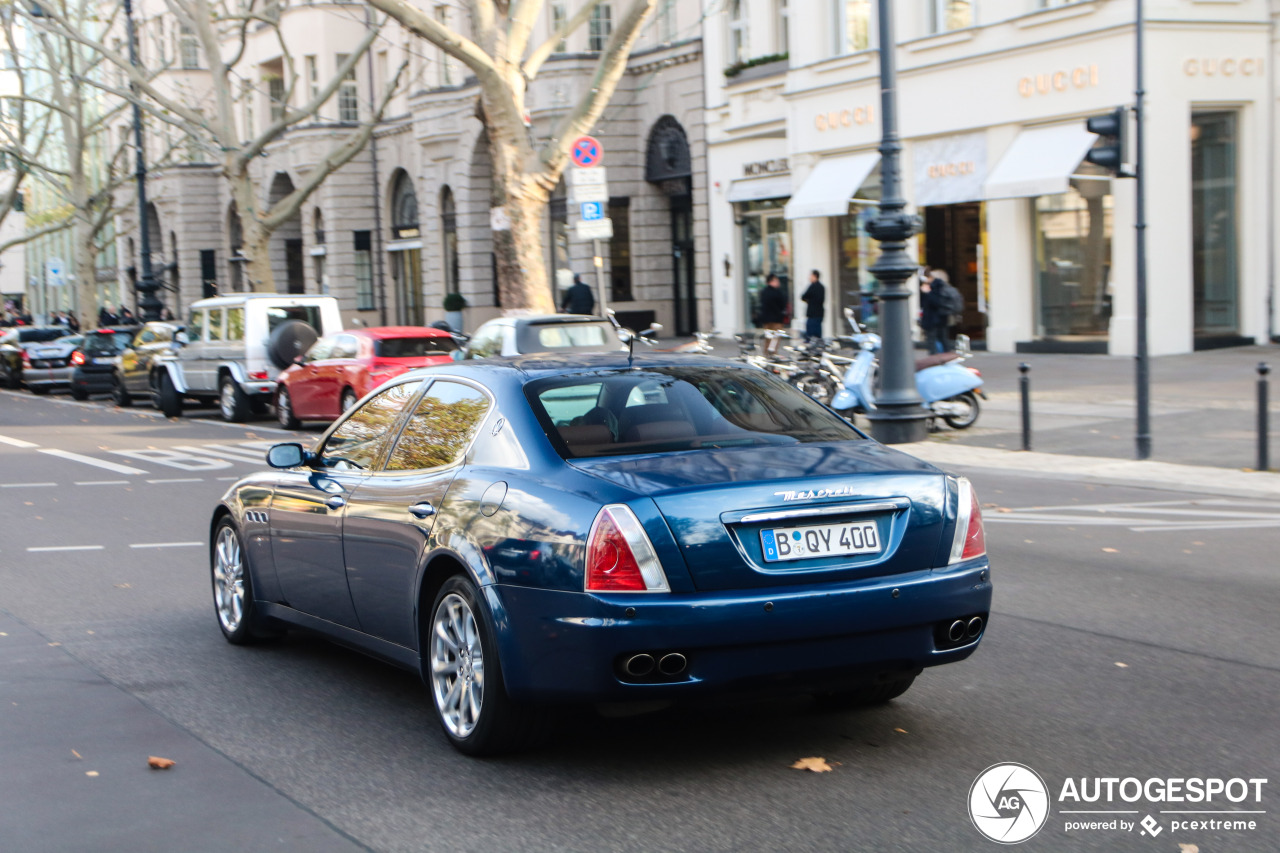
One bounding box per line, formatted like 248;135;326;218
0;390;1277;852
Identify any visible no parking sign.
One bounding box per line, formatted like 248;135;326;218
570;136;603;168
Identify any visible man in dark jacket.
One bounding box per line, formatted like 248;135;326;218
758;274;788;355
561;274;595;315
801;269;825;341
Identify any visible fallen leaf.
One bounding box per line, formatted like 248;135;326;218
791;757;833;773
1192;541;1204;546
114;583;131;589
1024;540;1034;544
982;502;999;508
71;750;82;760
1102;547;1119;553
1178;844;1199;853
996;507;1013;513
148;756;176;770
85;771;99;777
893;727;908;734
1114;662;1129;668
47;642;61;647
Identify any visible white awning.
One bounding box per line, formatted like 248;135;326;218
727;176;791;204
983;124;1098;199
784;152;880;219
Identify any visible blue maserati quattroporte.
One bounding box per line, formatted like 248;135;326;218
210;353;992;754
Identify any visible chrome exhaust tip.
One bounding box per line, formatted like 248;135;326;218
658;652;687;676
967;616;984;639
948;620;966;643
623;653;655;677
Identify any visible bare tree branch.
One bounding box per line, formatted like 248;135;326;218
523;0;606;81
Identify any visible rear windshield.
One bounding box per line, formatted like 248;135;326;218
527;366;861;459
16;328;65;344
376;336;457;358
266;306;323;335
84;332;128;355
515;322;618;354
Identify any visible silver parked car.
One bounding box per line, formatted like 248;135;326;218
22;334;84;395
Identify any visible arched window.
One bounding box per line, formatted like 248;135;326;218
441;187;458;295
392;171;419;238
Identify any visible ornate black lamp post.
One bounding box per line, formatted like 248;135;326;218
864;0;929;444
122;0;163;321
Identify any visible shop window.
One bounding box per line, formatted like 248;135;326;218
354;230;374;310
1191;111;1239;336
835;0;872;54
589;4;612;52
928;0;972;33
834;208;883;331
1032;164;1112;339
609;197;632;303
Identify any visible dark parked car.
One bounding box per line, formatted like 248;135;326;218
22;334;83;394
110;321;181;407
211;354;991;755
69;327;135;400
0;327;67;389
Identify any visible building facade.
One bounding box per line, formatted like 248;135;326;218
705;0;1279;355
108;0;709;336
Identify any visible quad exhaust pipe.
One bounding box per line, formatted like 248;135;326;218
621;652;688;679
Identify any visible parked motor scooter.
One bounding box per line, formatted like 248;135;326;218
830;308;985;429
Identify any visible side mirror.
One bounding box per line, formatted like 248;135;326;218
266;442;310;469
450;349;464;361
173;330;188;346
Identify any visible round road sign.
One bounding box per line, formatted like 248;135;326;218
570;135;603;168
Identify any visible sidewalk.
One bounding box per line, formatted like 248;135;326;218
678;333;1280;474
0;611;363;853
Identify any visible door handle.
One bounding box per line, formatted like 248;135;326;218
408;501;435;519
325;495;346;510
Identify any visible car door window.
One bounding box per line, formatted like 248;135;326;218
466;325;502;359
226;307;244;341
206;308;224;342
332;335;359;359
136;329;155;345
304;337;335;363
320;380;421;471
385;381;490;471
186;310;204;342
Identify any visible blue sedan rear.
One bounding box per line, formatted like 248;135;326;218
211;353;992;754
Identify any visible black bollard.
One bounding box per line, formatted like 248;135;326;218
1258;363;1270;472
1019;362;1032;452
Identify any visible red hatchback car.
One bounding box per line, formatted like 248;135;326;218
275;326;458;428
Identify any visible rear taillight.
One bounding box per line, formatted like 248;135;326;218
21;351;31;367
585;505;670;593
949;477;986;564
70;350;85;366
248;370;268;380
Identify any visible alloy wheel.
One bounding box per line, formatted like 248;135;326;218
220;382;236;420
277;388;293;427
212;525;245;634
430;593;485;739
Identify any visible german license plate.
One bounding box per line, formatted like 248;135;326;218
761;521;881;562
93;357;115;365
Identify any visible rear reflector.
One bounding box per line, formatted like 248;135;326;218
948;477;986;564
585;505;670;593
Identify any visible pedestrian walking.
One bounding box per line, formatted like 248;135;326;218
758;274;789;355
919;271;947;354
99;305;119;326
66;312;80;333
801;269;825;342
561;273;595;316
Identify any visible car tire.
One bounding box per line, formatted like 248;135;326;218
111;373;132;407
340;387;358;413
0;363;16;389
813;675;916;710
219;374;250;422
941;391;980;430
276;386;301;429
211;518;283;645
157;372;183;418
427;576;549;756
69;385;89;401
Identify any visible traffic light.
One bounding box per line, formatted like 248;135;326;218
1084;107;1129;176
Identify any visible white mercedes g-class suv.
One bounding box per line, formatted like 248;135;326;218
155;294;342;422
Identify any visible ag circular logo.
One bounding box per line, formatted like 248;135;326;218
969;763;1051;844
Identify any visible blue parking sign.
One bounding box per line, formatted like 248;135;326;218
580;201;604;221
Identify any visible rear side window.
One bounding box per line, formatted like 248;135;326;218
321;381;421;471
376;336;456;358
385;381;489;471
331;335;359;359
187;311;205;342
207;308;224;342
85;333;127;355
304;337;335;362
226;307;244;341
528;367;861;459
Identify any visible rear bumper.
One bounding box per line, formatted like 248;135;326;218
24;367;74;387
488;559;992;702
71;367;115;392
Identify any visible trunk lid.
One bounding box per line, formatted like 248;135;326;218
571;441;951;591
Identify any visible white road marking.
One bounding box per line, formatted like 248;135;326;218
173;444;265;464
1;482;56;488
111;448;232;470
986;499;1280;533
75;480;130;486
215;476;241;481
145;478;204;484
0;434;39;448
129;541;203;549
37;449;148;475
26;545;104;552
